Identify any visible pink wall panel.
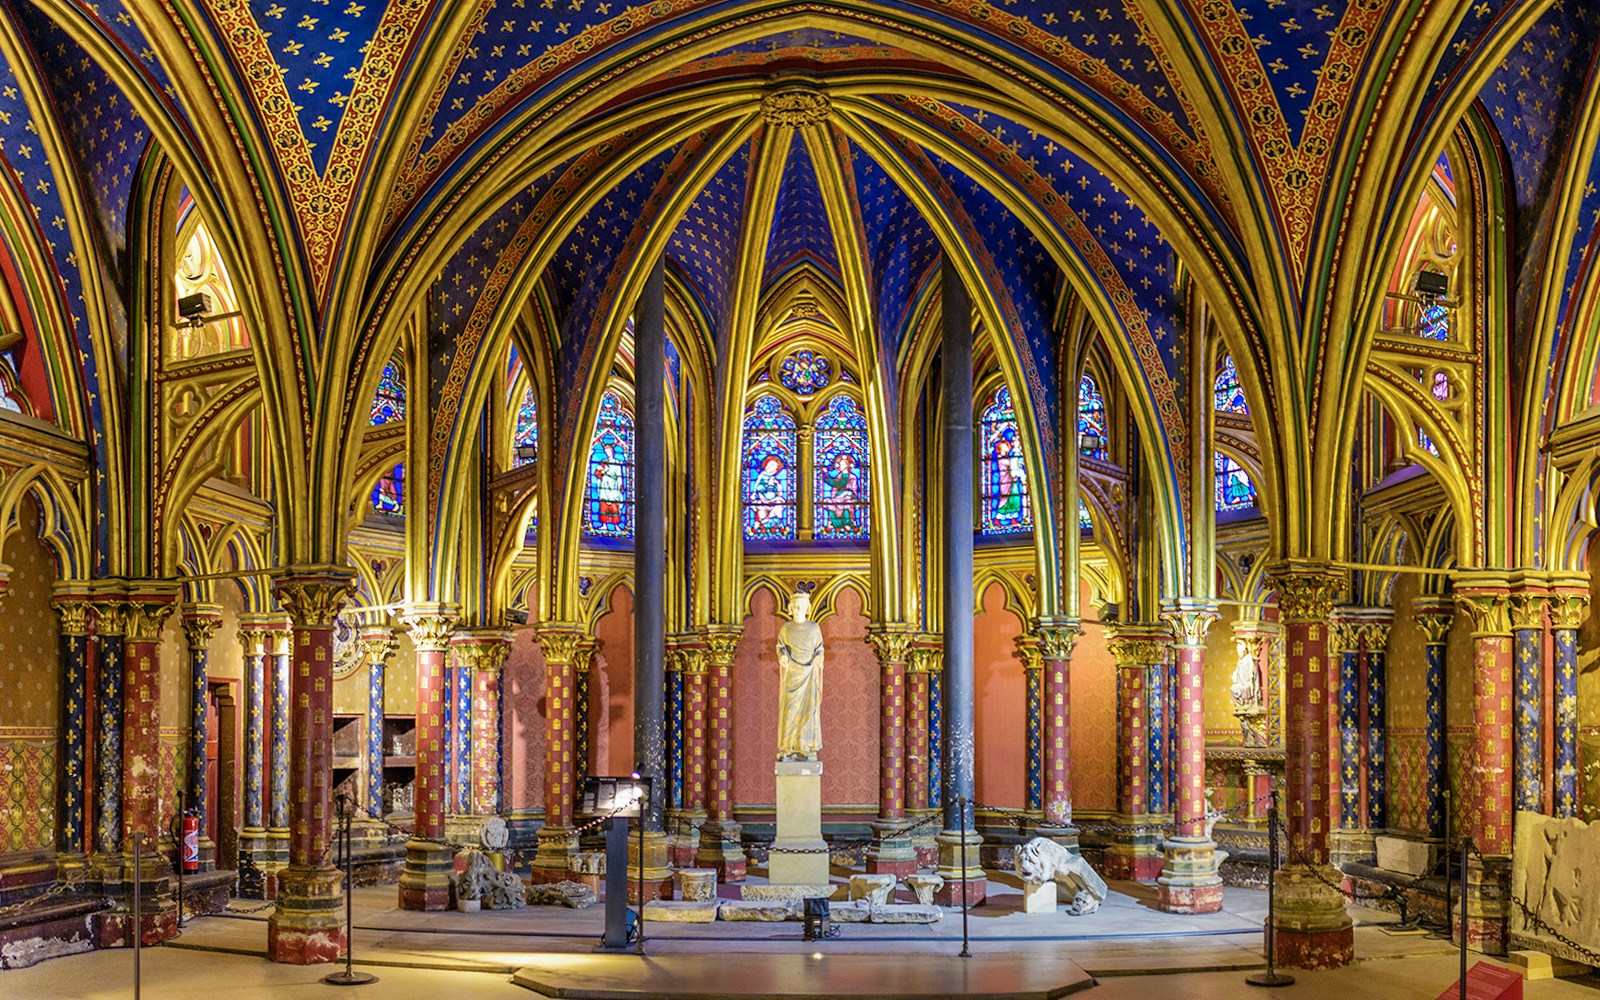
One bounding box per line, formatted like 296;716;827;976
504;628;548;812
974;582;1026;810
732;589;782;807
816;586;879;807
591;585;635;776
1071;577;1117;812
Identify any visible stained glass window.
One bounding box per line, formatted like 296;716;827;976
779;350;831;395
1214;451;1256;512
513;384;537;469
371;360;405;425
979;386;1033;534
1418;371;1449;456
1078;499;1092;532
813;395;870;539
582;390;634;538
1214;355;1248;413
1078;374;1108;461
371;463;404;514
742;395;799;540
1419;300;1449;340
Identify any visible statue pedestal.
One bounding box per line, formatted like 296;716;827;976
769;760;829;886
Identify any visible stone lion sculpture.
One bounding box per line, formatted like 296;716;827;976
458;849;527;910
1014;837;1109;916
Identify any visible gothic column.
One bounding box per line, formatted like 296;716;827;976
1329;610;1363;864
267;624;293;874
668;641;708;867
1362;616;1391;837
52;594;92;877
573;637;596;795
1507;578;1548;816
356;626;398;825
532;626;583;881
397;603;458;911
1549;582;1587;818
451;630;512;820
265;569;355;965
1412;598;1452;842
1104;626;1169;879
1157;601;1222;913
89;599;125;886
906;640;939;866
1035;619;1082;847
695;626;745;881
1018;635;1044;819
181;604;224;870
236;618;272;866
867;628;915;876
448;649;474;820
1453;575;1515;955
1268;565;1353;970
121;590;179;859
934;256;984;907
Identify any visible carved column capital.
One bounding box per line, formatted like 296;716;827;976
1507;592;1549;632
122;598;177;643
180;603;225;649
537;625;587;665
700;625;742;668
1105;624;1169;670
401;601;461;651
274;568;356;627
1549;591;1589;631
867;627;915;666
1160;599;1217;649
1012;633;1043;672
1032;617;1082;661
1268;563;1346;623
1451;573;1512;635
1411;596;1455;644
356;625;399;666
51;593;93;636
450;629;513;673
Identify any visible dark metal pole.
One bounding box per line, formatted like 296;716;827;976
132;834;142;1000
1459;836;1469;1000
325;794;376;986
957;796;970;958
940;257;974;837
1247;790;1293;987
635;257;667;834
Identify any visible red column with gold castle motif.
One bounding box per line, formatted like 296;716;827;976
1157;602;1222;913
867;628;915;875
266;569;355;965
905;639;939;866
1453;574;1515;955
695;626;746;880
451;629;512;819
668;641;708;867
532;627;583;882
1104;626;1169;879
397;603;458;911
119;585;179;947
1268;566;1353;970
1035;619;1081;843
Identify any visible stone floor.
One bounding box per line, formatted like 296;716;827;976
2;868;1597;998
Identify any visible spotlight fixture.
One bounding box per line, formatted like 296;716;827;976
177;292;212;324
1410;270;1448;303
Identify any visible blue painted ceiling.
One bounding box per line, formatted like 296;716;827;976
763;133;840;289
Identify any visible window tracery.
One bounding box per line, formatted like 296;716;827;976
583;390;635;538
742;394;799;541
979;385;1033;535
812;394;870;539
370;360;405;426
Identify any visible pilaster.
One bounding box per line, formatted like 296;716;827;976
397;603;459;912
866;627;915;876
1157;601;1221;914
695;626;745;881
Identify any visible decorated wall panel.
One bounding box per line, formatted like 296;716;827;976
504;628;549;813
591;585;636;778
1070;583;1117;813
974;582;1026;810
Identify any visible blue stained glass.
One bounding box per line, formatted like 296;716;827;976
370;360;405;425
979;386;1033;534
371;463;404;514
813;395;870;539
513;385;537;469
582;391;634;538
742;395;799;540
1078;375;1108;461
779;350;831;395
1418;430;1440;457
1214;355;1248;413
1078;499;1092;532
1419;301;1449;340
1214;452;1256;512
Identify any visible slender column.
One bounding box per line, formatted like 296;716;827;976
1453;576;1515;955
265;570;355;965
356;626;398;821
1412;599;1453;842
449;656;473;817
903;642;938;864
1035;619;1081;843
927;648;944;813
635;256;668;837
237;621;271;862
53;595;93;874
1507;586;1547;816
1016;635;1045;814
182;604;224;870
1362;617;1391;833
572;637;596;796
1331;613;1362;835
695;626;746;881
1268;565;1353;970
450;630;512;818
1157;602;1221;913
267;624;292;869
91;602;125;881
1148;639;1169;817
397;603;458;911
1103;627;1168;880
667;642;708;867
121;594;178;850
933;256;983;906
867;628;916;875
1549;586;1587;818
1267;630;1286;748
531;627;584;881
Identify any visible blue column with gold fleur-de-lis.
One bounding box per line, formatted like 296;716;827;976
1550;588;1586;818
268;626;291;840
53;597;93;861
452;657;473;815
927;668;943;811
182;605;224;869
238;624;268;835
1414;599;1453;841
1334;618;1362;831
1018;634;1043;813
1509;589;1547;816
1362;618;1391;831
358;626;397;821
1146;646;1166;816
93;602;126;858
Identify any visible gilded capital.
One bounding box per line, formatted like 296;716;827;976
1012;634;1043;672
1507;592;1548;632
537;625;586;665
451;629;514;673
52;597;92;637
1549;592;1589;631
1268;564;1345;624
274;569;356;628
701;625;742;668
1033;618;1082;661
123;600;176;642
357;626;399;666
1454;590;1511;635
401;601;460;651
761;83;830;127
1160;600;1217;649
867;627;915;666
181;603;225;649
1411;597;1454;644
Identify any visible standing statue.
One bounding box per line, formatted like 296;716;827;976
776;590;825;761
1230;638;1261;708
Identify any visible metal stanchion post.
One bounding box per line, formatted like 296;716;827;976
1459;836;1469;1000
1246;790;1293;987
635;782;648;956
958;796;970;959
325;794;377;986
132;833;143;1000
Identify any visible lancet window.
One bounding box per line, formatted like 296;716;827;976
371;463;405;514
1078;374;1108;461
742;394;800;541
1214;451;1256;512
513;384;537;468
813;395;870;540
979;385;1033;535
1214;355;1248;413
582;390;635;538
371;360;406;426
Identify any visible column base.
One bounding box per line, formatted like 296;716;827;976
93;906;177;949
1270;864;1355;970
1329;828;1377;867
529;824;577;884
1156;836;1224;913
907;808;939;867
866;819;919;877
932;829;986;906
445;814;490;848
398;839;456;911
695;819;747;882
267;864;345;965
1031;823;1081;854
1102;820;1164;880
1459;854;1511;956
667;809;705;868
627;829;674;903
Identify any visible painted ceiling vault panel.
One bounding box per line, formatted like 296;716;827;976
763;132;840;288
668;135;751;338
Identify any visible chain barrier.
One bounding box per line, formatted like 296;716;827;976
967;788;1277;837
1269;816;1405;907
1454;839;1600;969
764;810;945;856
0;869;92;920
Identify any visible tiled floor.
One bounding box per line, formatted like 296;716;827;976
3;876;1597;998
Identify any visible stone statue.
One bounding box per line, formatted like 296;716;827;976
1014;838;1108;916
1230;638;1261;709
776;590;825;761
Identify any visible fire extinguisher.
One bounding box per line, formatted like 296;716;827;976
181;809;199;874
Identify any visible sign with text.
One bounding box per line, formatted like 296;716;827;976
1434;961;1523;1000
580;776;651;819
